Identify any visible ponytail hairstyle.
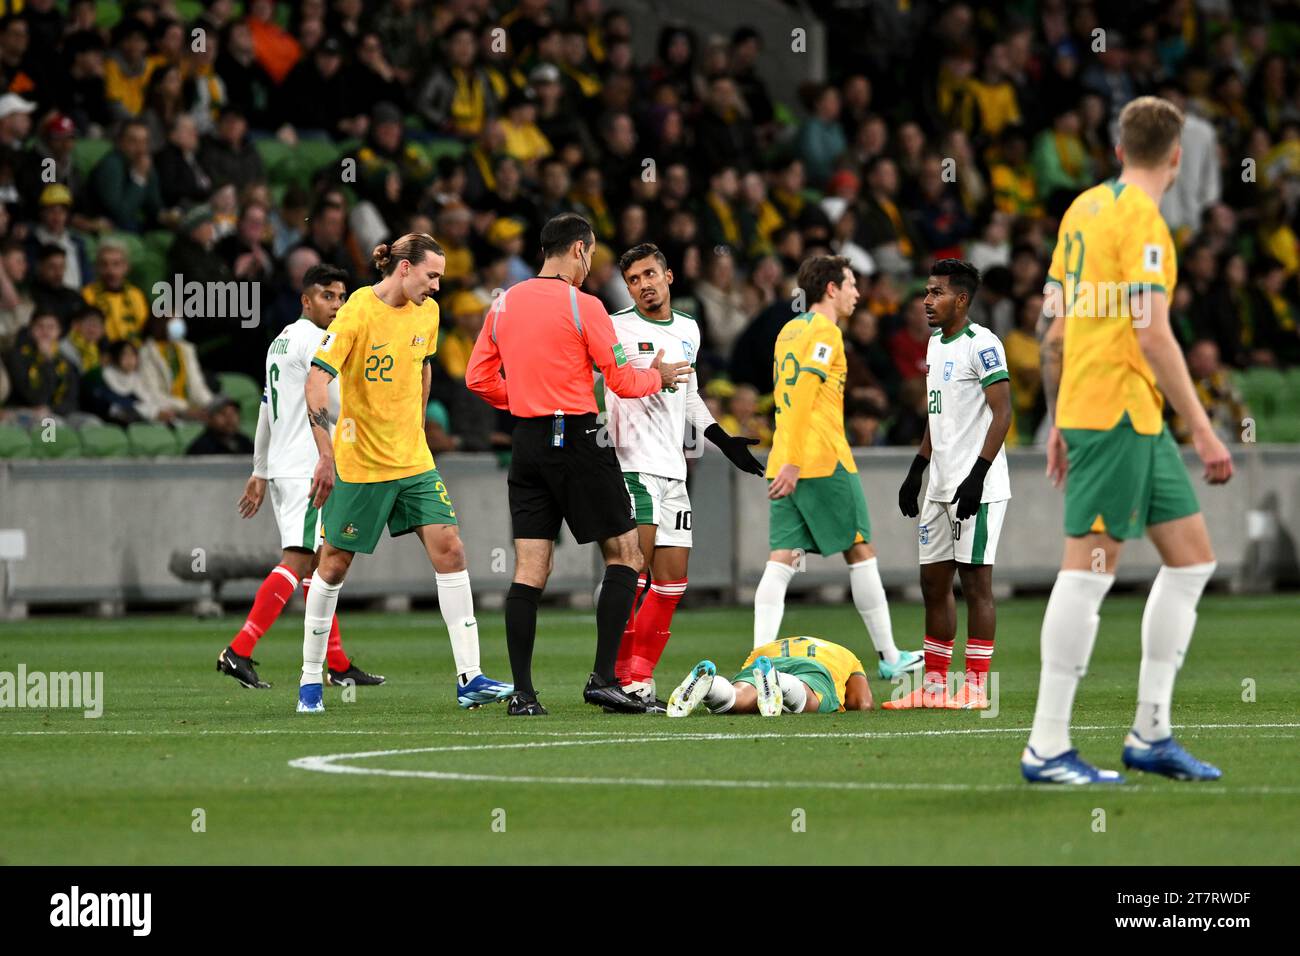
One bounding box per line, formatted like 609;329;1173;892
371;233;445;276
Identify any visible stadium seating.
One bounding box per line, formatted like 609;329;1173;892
1238;367;1286;419
173;421;204;452
0;424;33;458
78;424;131;457
72;138;112;180
126;422;180;457
28;423;83;459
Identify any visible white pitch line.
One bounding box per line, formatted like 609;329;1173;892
287;735;1300;796
4;722;1299;738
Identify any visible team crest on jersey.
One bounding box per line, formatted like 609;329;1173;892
943;361;954;381
341;523;358;538
410;334;425;346
681;340;695;363
638;341;654;352
978;348;1002;371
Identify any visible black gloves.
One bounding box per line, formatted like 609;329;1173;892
705;423;764;476
952;456;992;521
898;453;929;517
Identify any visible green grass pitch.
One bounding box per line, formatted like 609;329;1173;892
1;594;1296;865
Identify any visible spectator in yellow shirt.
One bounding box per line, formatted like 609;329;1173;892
104;18;156;119
82;240;149;343
499;92;553;171
1004;293;1044;445
968;43;1022;139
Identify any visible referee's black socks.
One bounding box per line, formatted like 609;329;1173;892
505;582;543;696
594;564;640;682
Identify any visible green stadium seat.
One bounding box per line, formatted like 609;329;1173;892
73;138;113;179
78;424;130;457
130;248;169;294
28;422;83;458
0;424;33;458
297;139;343;177
218;371;261;408
173;421;204;450
1238;367;1286;418
423;139;467;164
1259;415;1300;443
255;138;294;173
126;422;180;457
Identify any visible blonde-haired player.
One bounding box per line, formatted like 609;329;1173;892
298;234;513;713
666;636;872;716
1023;97;1233;784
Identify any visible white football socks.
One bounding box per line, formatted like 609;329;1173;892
848;557;898;664
436;570;482;682
1134;562;1215;741
776;671;808;713
302;576;342;686
1027;570;1115;757
704;675;736;713
754;560;797;647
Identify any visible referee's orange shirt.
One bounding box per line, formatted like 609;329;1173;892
466;277;662;417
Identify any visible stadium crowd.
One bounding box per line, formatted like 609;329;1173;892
0;0;1298;456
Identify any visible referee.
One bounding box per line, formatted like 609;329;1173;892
467;213;692;715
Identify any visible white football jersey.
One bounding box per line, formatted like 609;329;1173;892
263;317;340;478
604;306;715;480
924;321;1011;503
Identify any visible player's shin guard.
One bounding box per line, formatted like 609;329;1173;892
1134;562;1215;741
628;578;685;683
302;576;342;687
615;573;647;684
436;569;482;683
302;576;349;672
848;557;899;664
754;560;797;647
1027;570;1115;757
231;564;298;657
776;671;808;713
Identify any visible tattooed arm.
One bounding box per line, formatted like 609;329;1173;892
306;364;336;507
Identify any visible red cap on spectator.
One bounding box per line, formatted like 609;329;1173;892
828;169;860;195
43;113;76;137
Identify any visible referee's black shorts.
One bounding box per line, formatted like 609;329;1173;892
508;412;636;544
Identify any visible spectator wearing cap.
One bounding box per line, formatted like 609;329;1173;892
245;0;301;85
531;62;593;157
0;91;34;152
104;18;157;119
30;244;84;329
277;34;354;136
27;184;91;290
59;304;106;375
355;102;433;210
16;112;79;220
198;105;264;189
82;240;149;343
167;203;234;285
214;19;274;130
139;312;215;419
3;311;79;423
417;20;502;139
487;217;533;287
156;113;213;207
87;118;163;232
53;29;111;136
185;395;253;455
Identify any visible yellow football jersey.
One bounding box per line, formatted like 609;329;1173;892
311;287;439;483
1049;179;1176;435
766;311;855;478
743;637;866;712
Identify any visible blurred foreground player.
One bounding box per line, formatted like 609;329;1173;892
217;265;383;689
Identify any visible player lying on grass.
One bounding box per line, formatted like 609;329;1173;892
217;265;383;690
666;636;872;716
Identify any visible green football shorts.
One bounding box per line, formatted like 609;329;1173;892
322;468;457;554
731;657;840;713
1062;414;1200;541
768;463;871;554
